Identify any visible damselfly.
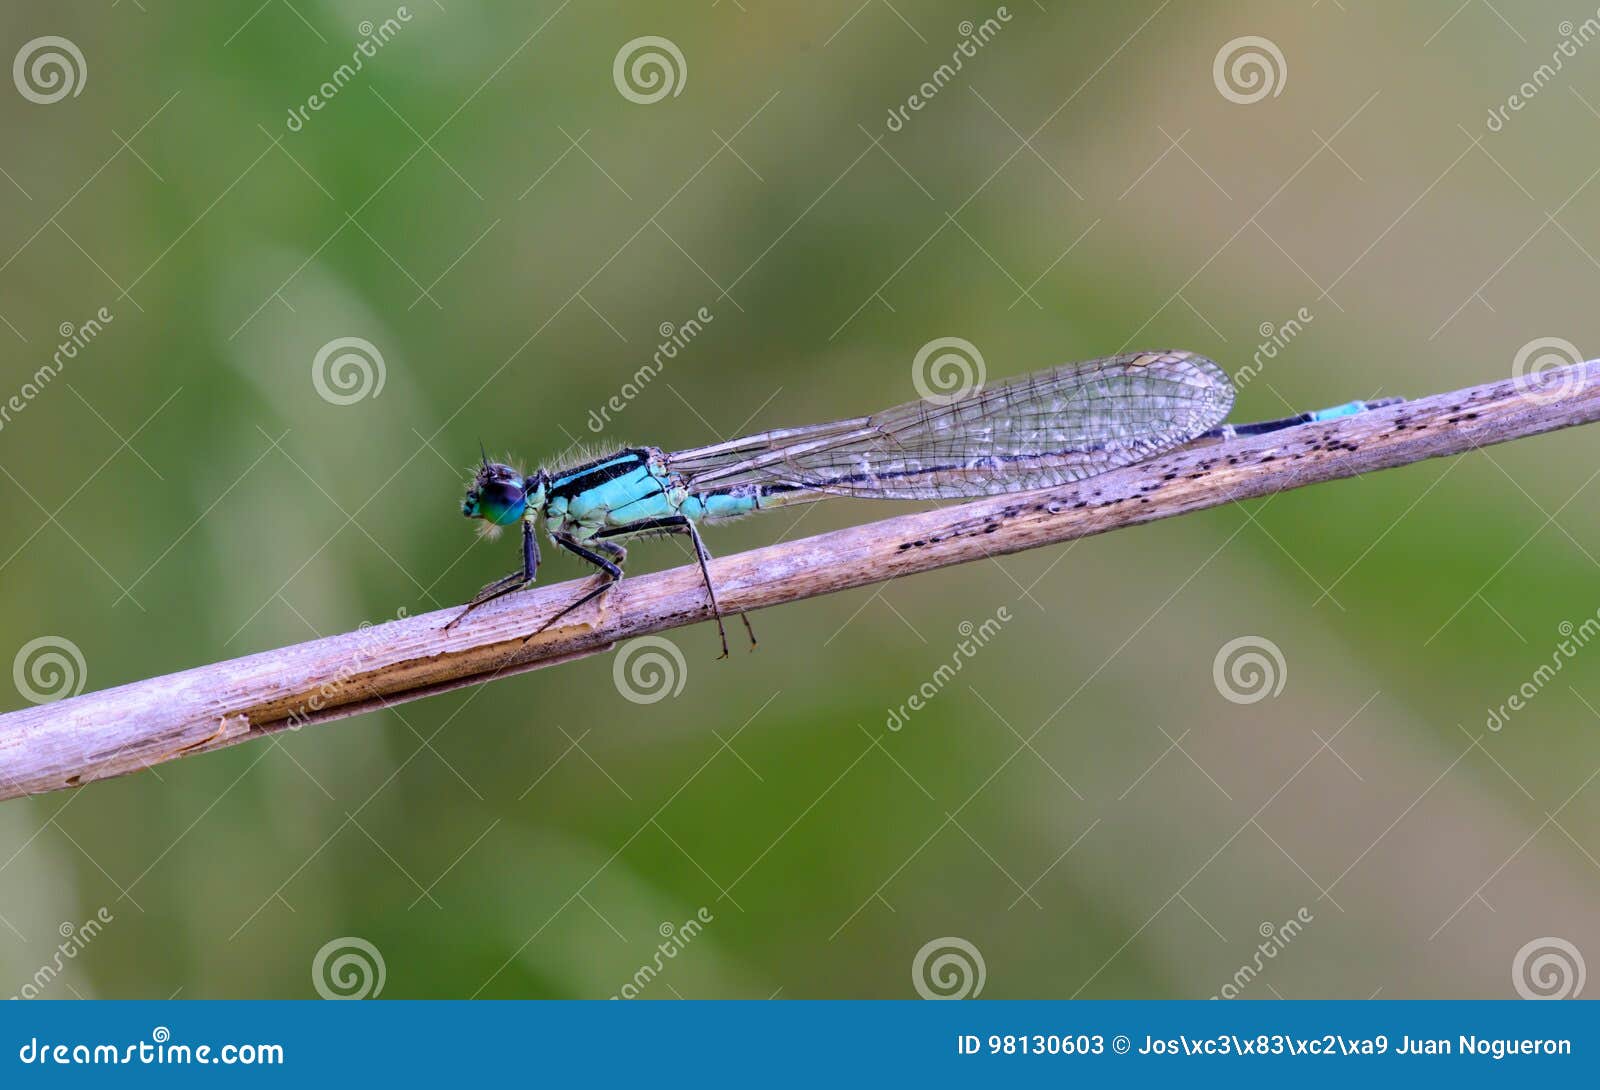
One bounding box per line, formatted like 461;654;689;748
452;350;1397;654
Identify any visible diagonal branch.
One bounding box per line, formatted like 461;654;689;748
2;361;1598;802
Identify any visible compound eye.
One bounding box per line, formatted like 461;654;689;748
484;479;523;506
478;478;527;526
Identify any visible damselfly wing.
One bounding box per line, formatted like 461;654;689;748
665;351;1233;502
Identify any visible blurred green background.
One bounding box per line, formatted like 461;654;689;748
1;1;1597;999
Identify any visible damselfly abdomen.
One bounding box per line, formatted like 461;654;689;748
452;351;1397;654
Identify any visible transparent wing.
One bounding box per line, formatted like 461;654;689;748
667;351;1234;500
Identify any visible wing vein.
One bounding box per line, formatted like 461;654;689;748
668;350;1234;500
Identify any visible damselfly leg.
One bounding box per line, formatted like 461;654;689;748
519;534;626;645
678;516;756;659
444;521;542;630
595;515;755;658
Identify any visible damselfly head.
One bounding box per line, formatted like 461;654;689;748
462;460;527;528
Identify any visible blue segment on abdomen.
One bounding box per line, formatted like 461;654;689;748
680;491;759;522
1308;400;1367;422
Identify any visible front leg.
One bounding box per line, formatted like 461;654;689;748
444;519;540;630
524;519;541;580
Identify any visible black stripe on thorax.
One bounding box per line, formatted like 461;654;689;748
548;449;651;501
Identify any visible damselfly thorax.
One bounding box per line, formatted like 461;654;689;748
541;448;789;537
451;351;1399;655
